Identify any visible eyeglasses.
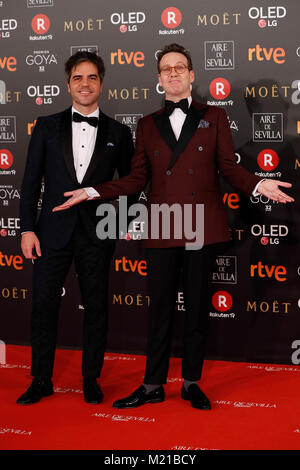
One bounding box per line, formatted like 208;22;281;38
159;65;190;75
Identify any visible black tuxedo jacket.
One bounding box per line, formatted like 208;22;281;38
20;107;134;249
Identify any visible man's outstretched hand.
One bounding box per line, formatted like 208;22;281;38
258;180;294;203
52;189;89;212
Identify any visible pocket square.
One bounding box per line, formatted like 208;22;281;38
107;142;115;147
198;120;210;128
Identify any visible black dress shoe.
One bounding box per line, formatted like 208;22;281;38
83;380;103;404
17;377;54;405
181;384;211;410
112;385;165;409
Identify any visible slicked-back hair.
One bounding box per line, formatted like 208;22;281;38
65;51;105;83
157;43;193;73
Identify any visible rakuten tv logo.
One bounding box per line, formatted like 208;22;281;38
212;291;233;312
0;149;13;169
159;7;184;35
31;14;50;34
257;149;279;171
209;78;231;99
161;7;182;28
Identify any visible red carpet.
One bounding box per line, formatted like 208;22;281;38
0;345;299;450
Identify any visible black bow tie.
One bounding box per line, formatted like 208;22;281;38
165;98;189;116
72;112;98;128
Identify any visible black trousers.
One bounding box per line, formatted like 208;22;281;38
31;222;115;379
144;244;220;385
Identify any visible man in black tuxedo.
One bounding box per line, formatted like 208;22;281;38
17;51;134;405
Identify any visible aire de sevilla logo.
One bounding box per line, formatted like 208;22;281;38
209;78;231;100
257;149;279;171
212;291;233;312
31;14;50;34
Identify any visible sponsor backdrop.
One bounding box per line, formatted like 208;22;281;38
0;0;299;365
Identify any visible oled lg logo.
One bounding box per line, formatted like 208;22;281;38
0;19;18;39
248;6;287;28
0;217;20;237
251;224;288;246
27;84;60;105
30;14;52;40
159;7;184;35
207;78;233;106
110;11;146;33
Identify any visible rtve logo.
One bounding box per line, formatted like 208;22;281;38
250;261;287;282
110;49;145;67
212;291;233;312
209;78;231;100
31;14;50;34
248;45;286;64
223;192;239;209
0;252;23;270
115;256;147;276
161;7;182;29
257;149;279;171
0;56;17;72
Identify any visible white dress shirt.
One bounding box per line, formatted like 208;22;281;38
71;106;100;199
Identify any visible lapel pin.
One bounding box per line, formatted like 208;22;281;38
107;142;115;147
198;120;210;128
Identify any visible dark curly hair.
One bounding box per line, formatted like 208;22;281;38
65;51;105;83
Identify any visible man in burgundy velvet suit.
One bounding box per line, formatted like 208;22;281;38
54;44;293;410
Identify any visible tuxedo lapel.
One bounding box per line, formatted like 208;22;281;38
167;103;208;170
60;107;78;184
152;111;177;151
81;110;108;185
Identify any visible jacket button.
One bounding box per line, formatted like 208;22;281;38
188;169;193;174
154;150;159;156
166;170;172;175
191;192;195;196
198;146;203;151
